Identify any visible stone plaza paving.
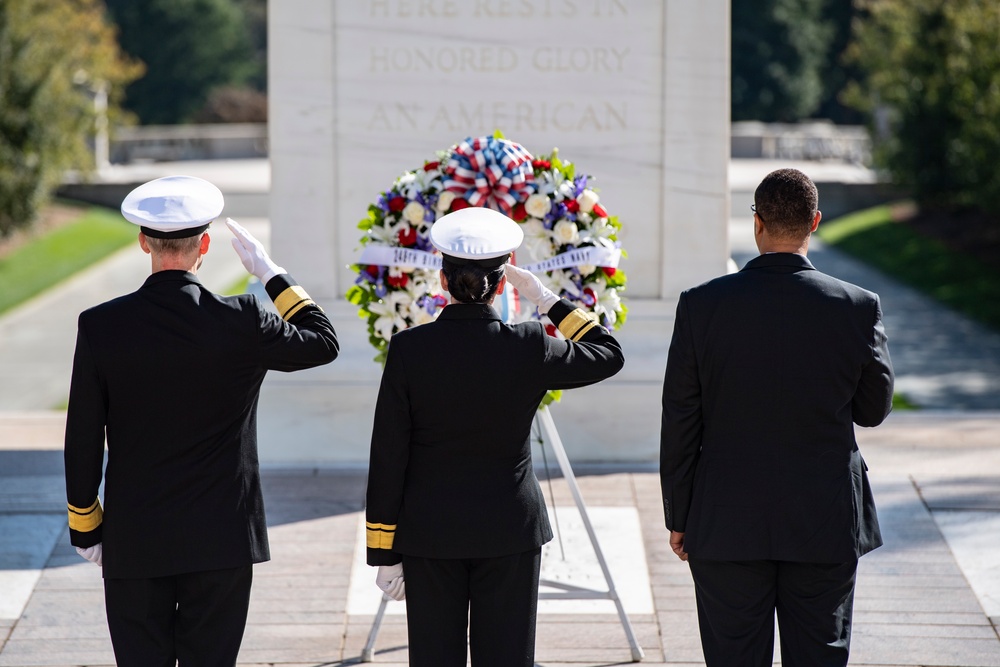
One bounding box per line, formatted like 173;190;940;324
1;412;1000;666
1;159;999;664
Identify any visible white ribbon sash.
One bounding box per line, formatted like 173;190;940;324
358;243;620;274
520;245;621;273
358;245;442;269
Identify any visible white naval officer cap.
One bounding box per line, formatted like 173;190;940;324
430;206;524;268
121;175;224;239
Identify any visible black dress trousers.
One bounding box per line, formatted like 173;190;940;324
402;548;542;667
688;558;858;667
104;565;253;667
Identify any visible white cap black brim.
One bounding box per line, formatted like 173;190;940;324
430;207;524;268
121;175;224;239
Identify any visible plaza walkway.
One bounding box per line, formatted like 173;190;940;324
0;159;998;665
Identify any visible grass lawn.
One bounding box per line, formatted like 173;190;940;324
892;392;920;411
0;204;136;315
222;274;251;296
817;203;1000;332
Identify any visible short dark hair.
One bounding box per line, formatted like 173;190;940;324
144;233;203;256
753;168;819;239
441;259;505;304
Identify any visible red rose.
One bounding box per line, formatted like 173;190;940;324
602;266;617;277
512;202;527;222
388;197;406;212
423;161;440;171
583;287;597;306
397;226;418;247
365;265;380;278
451;198;470;211
532;159;551;170
565;199;580;213
386;273;409;288
592;203;609;218
544;323;558;337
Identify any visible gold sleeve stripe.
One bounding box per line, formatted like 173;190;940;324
366;522;397;530
558;308;598;341
67;498;103;533
366;522;396;550
273;285;316;321
283;299;312;321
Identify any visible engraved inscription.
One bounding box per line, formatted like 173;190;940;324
354;0;639;133
368;0;628;19
369;46;629;74
367;101;627;133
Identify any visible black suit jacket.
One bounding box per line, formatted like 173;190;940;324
366;299;624;565
64;271;338;579
660;253;893;563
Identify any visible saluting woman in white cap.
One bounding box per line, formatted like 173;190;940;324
364;207;625;667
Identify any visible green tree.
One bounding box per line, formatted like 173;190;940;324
104;0;255;124
814;0;864;123
235;0;266;92
847;0;1000;212
0;0;141;236
732;0;834;122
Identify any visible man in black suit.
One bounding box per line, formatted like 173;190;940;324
660;168;894;666
64;175;339;666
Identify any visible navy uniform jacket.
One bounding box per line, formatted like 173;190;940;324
64;271;338;579
660;253;894;563
366;298;624;566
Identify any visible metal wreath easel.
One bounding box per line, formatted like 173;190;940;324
360;405;644;662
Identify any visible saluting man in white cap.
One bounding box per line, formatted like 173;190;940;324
64;175;340;666
364;207;625;667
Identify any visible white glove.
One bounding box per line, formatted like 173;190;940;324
376;563;405;601
226;217;286;284
75;543;103;567
504;264;560;314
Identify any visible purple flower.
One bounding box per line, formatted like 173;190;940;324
414;234;434;252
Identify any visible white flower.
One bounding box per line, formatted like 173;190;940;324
589;216;616;240
545;270;580;298
553;219;580;245
578;264;596;276
413;168;438;192
403;201;426;225
521;218;554;259
600;287;621;314
578;189;600;213
557;181;575;200
368;291;412;340
368;224;396;244
534;169;563;196
520;217;543;235
525;193;552;218
423;270;442;294
395;172;418;198
408;302;436;325
525;235;555;260
588;280;622;326
436;191;456;212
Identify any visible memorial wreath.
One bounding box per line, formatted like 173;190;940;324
346;133;628;367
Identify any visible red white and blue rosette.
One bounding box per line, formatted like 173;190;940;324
443;135;536;216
